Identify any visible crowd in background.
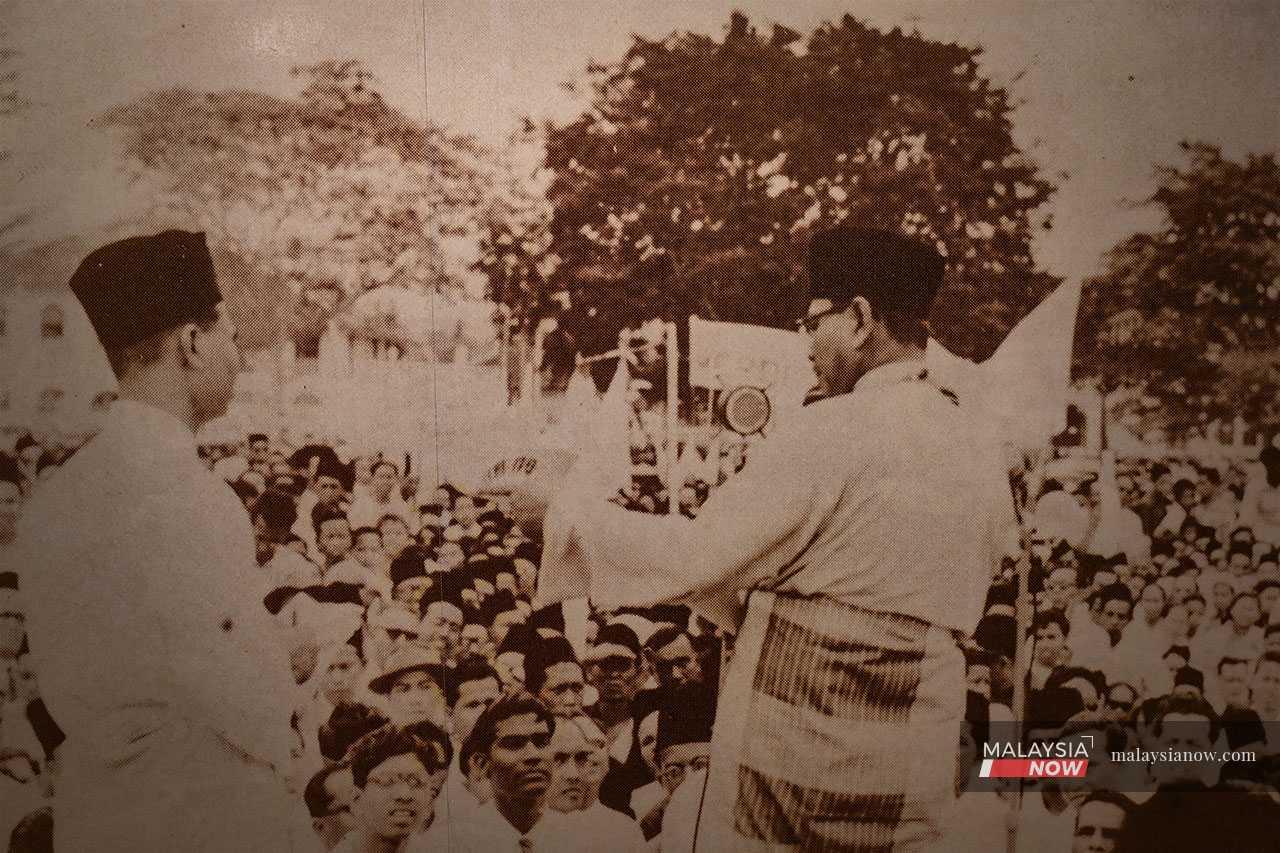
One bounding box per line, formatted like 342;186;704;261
5;429;1280;851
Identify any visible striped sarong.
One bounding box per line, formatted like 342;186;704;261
693;591;964;852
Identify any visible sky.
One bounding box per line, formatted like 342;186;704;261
3;0;1278;285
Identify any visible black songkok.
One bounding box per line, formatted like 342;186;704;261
70;230;222;348
807;225;944;318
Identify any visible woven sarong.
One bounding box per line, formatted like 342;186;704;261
693;591;964;852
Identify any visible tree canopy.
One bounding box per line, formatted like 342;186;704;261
483;12;1061;365
97;60;495;352
1076;142;1280;438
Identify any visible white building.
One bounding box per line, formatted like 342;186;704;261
0;289;118;451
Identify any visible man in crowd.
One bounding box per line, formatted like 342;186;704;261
452;693;584;851
336;723;452;853
526;635;588;718
546;713;646;851
445;661;503;812
537;226;1013;851
367;647;450;730
1072;792;1132;853
1118;695;1280;851
304;762;357;851
585;622;648;813
349;461;413;533
643;626;704;694
12;231;311;850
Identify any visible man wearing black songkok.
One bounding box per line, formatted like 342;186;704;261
12;231;316;851
537;225;1016;851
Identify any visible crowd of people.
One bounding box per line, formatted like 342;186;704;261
6;426;1280;851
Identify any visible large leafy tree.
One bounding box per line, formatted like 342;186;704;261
98;60;493;352
1076;142;1280;438
497;12;1060;367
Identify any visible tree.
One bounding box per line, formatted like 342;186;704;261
97;60;495;352
1076;142;1280;438
512;12;1059;365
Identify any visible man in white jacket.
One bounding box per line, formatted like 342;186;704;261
13;232;313;851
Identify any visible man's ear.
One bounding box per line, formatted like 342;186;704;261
845;296;874;350
471;752;491;780
176;322;204;371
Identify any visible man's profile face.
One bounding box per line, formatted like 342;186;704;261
485;712;552;800
190;304;244;424
1252;660;1280;710
1072;800;1125;853
352;753;434;841
804;298;863;398
314;766;356;849
657;742;711;795
453;676;501;744
539;661;587;717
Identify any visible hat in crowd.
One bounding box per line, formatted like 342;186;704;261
807;225;944;319
318;702;390;763
610;613;657;646
1026;687;1085;731
655;684;716;756
589;622;642;662
973;613;1016;661
314;456;354;491
1174;666;1205;693
496;623;536;658
390;547;432;586
530;603;566;636
70;230;222;349
367;646;447;694
1164;644;1191;662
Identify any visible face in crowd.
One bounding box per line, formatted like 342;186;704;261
1072;798;1126;853
482;711;553;805
452;673;502;746
386;669;449;730
378;517;412;561
352;750;446;844
370;462;399;502
537;660;587;719
649;631;703;691
546;716;609;813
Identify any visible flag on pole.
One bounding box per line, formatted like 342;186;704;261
926;280;1083;450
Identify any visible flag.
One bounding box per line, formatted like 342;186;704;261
926;280;1083;450
537;356;633;604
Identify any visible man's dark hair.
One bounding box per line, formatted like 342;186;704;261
348;723;452;789
312;503;349;536
1256;651;1280;672
351;525;382;542
1218;656;1250;675
318;702;390;763
7;805;52;853
102;305;220;379
251;489;298;531
1265;623;1280;639
247;433;269;445
1074;790;1135;829
1046;666;1105;696
446;660;500;709
1172;479;1196;499
303;761;351;819
462;692;555;766
1030;609;1070;638
523;636;581;695
1152;694;1220;744
1151;463;1171;482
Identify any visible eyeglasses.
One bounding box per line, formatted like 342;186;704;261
795;305;845;335
591;655;638;675
365;772;429;790
658;754;710;786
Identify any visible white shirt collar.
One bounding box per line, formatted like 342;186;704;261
852;358;927;394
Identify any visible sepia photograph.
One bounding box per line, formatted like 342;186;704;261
1;1;1279;850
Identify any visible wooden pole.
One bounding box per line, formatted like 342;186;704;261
666;321;679;514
